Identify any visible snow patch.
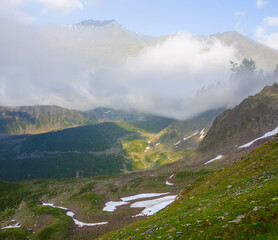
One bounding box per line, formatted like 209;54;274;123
103;201;129;212
169;174;174;179
199;128;206;139
42;203;108;227
131;195;177;217
155;142;161;147
238;126;278;148
183;131;199;141
42;203;67;210
105;110;111;114
121;193;169;202
173;140;180;146
204;155;223;165
1;223;21;229
165;181;174;186
66;212;107;227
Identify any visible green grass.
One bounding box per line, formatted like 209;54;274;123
0;228;31;240
98;136;278;240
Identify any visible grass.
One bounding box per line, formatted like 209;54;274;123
98;135;278;240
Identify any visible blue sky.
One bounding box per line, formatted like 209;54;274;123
2;0;278;39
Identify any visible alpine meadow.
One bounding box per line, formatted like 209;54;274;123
0;1;278;239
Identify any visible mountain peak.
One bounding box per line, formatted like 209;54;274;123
75;19;119;27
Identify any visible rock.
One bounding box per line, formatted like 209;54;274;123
253;206;259;211
144;228;155;234
227;185;233;189
229;215;245;223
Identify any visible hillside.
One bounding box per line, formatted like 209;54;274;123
0;128;276;240
0;116;176;182
0;105;98;134
199;82;278;153
0;106;174;134
213;31;278;71
159;108;224;151
100;134;278;240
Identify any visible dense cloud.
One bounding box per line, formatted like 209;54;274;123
0;20;275;119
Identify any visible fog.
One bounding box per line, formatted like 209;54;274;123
0;19;275;119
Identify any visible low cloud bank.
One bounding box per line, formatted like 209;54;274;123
0;20;275;119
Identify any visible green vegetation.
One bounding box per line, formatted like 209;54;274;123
0;153;132;182
99;135;278;239
20;122;130;153
175;169;212;179
0;105;98;134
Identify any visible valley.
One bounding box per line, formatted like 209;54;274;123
1;8;278;239
0;83;278;239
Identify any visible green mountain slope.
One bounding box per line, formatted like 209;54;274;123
100;134;278;240
0;122;136;181
0;105;98;134
199;82;278;153
0;117;175;182
0;106;175;135
159;108;224;150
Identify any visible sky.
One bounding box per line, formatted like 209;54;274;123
0;0;278;119
1;0;278;42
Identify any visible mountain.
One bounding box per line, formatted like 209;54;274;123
158;108;225;150
0;106;174;134
199;82;278;153
0;105;98;134
212;31;278;71
76;19;118;27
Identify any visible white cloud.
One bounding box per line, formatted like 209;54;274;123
0;20;274;120
0;0;34;23
35;0;83;13
255;17;278;50
256;0;268;8
263;17;278;27
233;12;246;33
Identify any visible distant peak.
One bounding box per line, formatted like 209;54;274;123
75;19;119;27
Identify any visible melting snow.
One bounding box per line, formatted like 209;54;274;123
42;203;67;210
173;140;180;146
199;128;206;139
131;195;177;217
42;203;108;227
103;201;129;212
155;143;161;147
183;131;199;141
66;212;108;227
204;155;223;165
165;181;174;186
1;223;21;229
121;193;169;202
238;126;278;148
165;174;175;185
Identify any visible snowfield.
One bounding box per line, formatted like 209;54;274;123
204;155;223;165
66;212;108;227
42;203;108;227
131;195;177;217
121;193;169;202
1;222;21;229
103;201;129;212
238;126;278;148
